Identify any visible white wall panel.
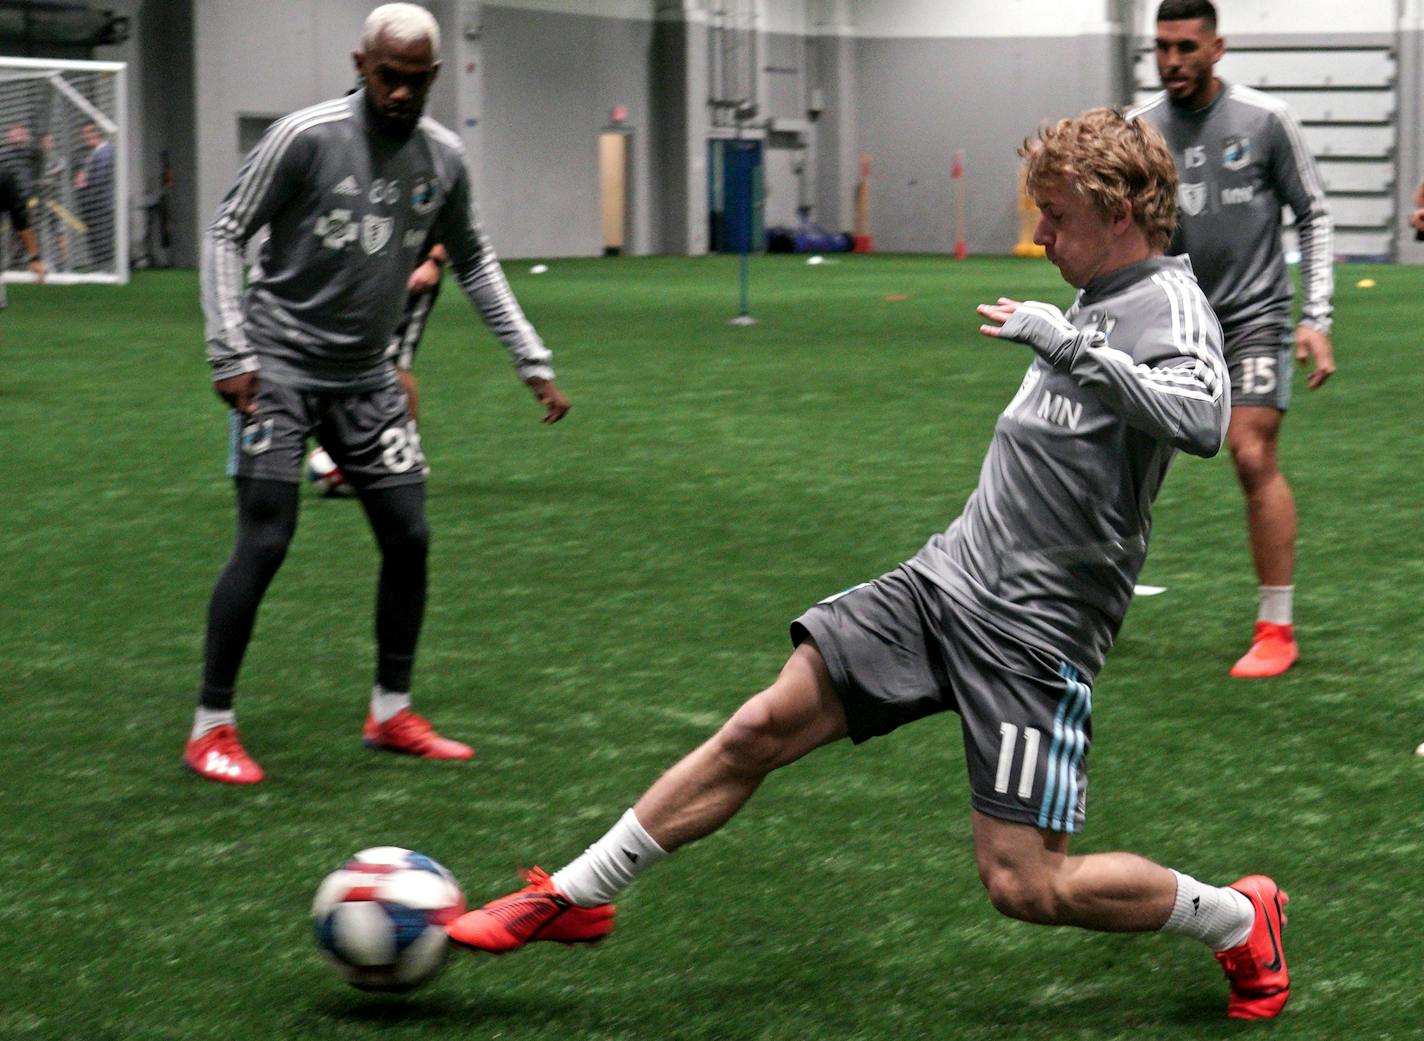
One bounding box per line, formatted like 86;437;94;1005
488;0;654;18
1317;160;1394;193
483;0;823;32
1301;124;1394;159
1316;195;1394;226
1272;90;1395;123
852;0;1116;38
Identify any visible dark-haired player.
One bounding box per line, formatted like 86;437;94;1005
1131;0;1335;677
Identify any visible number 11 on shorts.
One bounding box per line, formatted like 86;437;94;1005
994;722;1041;798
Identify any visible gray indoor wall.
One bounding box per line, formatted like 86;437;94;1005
1396;26;1424;263
479;5;654;257
186;1;658;263
806;29;857;233
853;34;1118;254
146;0;1424;264
120;0;196;266
760;30;811;230
191;0;376;259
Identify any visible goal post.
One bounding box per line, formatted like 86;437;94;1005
0;56;127;285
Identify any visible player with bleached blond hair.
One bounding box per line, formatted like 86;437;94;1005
449;108;1291;1021
187;3;570;784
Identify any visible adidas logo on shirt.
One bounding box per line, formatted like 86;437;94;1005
333;175;360;197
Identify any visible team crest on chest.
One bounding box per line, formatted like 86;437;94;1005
361;214;394;255
1179;181;1208;217
1082;311;1118;337
411;177;441;216
1221;135;1251;171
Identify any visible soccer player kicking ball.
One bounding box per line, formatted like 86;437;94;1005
450;108;1290;1020
186;3;570;784
1131;0;1336;677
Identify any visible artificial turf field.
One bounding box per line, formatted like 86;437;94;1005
2;254;1421;1041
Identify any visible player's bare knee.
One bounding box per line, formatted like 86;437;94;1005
979;861;1061;924
1228;424;1279;478
714;699;787;776
1229;442;1277;488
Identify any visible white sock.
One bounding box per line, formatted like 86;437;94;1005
191;707;235;741
370;685;411;724
1160;870;1254;951
551;808;669;907
1257;585;1293;626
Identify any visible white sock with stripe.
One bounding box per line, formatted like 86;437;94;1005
1160;870;1254;951
1257;585;1293;626
191;707;235;740
370;685;411;724
551;808;668;907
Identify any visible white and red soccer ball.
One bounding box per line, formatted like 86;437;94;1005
311;847;465;992
306;446;354;497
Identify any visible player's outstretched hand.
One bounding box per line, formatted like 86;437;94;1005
214;371;258;416
1295;325;1335;390
977;297;1022;336
978;297;1091;369
527;377;571;423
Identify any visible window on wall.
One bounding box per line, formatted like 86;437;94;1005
237;114;282;157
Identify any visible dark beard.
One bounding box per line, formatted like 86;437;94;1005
365;94;418;141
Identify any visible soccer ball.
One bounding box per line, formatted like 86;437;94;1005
306;446;354;497
311;847;465;992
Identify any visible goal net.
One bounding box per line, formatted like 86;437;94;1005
0;56;126;284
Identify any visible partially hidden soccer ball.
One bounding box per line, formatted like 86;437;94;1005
312;847;465;992
306;446;354;497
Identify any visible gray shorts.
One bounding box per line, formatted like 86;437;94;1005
1224;323;1292;411
226;378;425;489
791;566;1092;833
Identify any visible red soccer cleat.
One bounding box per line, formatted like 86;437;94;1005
362;708;474;760
1215;875;1290;1019
447;867;615;954
1229;622;1299;678
183;724;264;784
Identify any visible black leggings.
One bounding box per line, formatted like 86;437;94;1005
200;478;428;708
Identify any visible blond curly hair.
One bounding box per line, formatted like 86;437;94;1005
1020;108;1178;252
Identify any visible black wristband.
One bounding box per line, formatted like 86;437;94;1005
26;253;40;264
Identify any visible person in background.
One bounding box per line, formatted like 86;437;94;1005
1131;0;1335;677
187;3;569;785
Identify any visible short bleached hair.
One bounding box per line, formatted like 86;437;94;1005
1020;107;1178;252
362;3;441;55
